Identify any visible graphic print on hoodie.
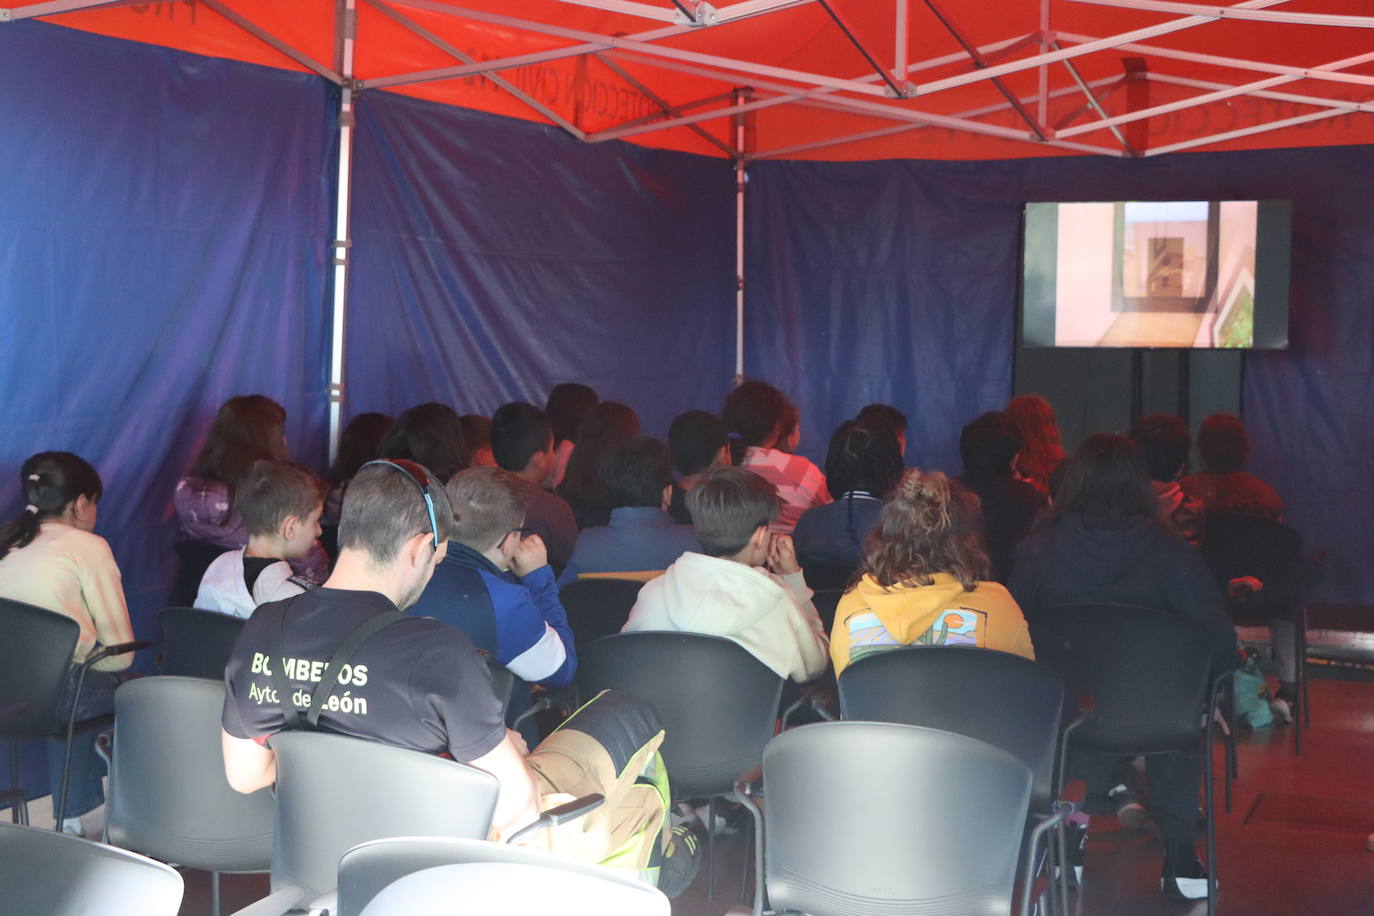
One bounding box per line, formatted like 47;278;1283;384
830;573;1035;678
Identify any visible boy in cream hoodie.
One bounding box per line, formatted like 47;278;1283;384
621;467;828;683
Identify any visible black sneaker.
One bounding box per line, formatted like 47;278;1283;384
656;823;703;898
1161;841;1210;900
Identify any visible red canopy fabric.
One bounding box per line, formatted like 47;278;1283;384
13;0;1374;160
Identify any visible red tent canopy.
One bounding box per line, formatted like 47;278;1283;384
9;0;1374;160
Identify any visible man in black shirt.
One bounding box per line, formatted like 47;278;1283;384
221;459;541;840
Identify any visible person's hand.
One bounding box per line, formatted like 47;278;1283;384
768;533;800;576
1227;576;1263;598
509;533;548;577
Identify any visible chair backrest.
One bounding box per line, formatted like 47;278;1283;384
158;606;246;679
802;563;857;592
359;862;670;916
268;731;500;897
1201;512;1304;621
170;540;226;608
338;836;671;916
809;588;844;633
1029;604;1212;755
106;676;274;872
838;647;1064;811
575;632;783;799
0;598;81;739
0;821;184;916
760;721;1031;916
557;579;645;647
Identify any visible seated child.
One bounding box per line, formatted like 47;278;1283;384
622;467;829;683
793;419;904;572
831;469;1034;679
724;380;830;535
409;466;576;688
491;402;579;575
666;410;730;525
194;460;324;618
558;437;700;587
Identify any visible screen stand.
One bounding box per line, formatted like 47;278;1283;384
1130;350;1144;421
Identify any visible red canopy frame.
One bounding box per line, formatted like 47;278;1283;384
4;0;1371;450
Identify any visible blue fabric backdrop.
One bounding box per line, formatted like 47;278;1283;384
344;91;736;438
746;147;1374;604
0;22;334;797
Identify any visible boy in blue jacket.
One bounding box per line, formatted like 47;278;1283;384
410;466;576;688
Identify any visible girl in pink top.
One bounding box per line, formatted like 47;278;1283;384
724;380;831;535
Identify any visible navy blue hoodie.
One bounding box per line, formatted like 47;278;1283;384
1008;514;1239;676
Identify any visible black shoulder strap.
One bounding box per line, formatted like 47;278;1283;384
270;598;410;731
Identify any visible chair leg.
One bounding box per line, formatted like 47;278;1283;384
212;871;221;916
1222;680;1235;814
1300;608;1311;730
737;812;754;907
705;797;716;902
54;662;96;831
7;742;28;826
1054;820;1070;916
1204;730;1217;916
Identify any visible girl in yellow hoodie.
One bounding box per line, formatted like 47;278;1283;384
831;469;1034;678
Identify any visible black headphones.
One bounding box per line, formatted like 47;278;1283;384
360;459;440;550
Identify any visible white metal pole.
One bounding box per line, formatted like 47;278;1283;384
328;0;358;461
734;89;747;382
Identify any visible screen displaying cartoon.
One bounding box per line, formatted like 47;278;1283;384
1021;200;1291;349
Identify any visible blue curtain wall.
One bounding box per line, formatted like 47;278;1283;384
0;21;335;794
344;91;737;439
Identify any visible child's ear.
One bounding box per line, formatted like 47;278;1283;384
661;484;673;512
280;514;300;542
749;524;771;552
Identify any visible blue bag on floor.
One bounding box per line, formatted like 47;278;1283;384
1233;653;1274;730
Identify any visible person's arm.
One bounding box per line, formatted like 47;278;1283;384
79;535;136;672
221;730;277;793
467;730;542;843
770;535;829;682
502;537;576;687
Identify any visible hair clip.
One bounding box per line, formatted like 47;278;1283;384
24;504;38;514
27;473;41;481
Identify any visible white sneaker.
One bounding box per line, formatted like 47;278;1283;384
1269;696;1293;725
60;816;86;838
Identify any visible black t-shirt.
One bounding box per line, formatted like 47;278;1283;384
222;587;505;763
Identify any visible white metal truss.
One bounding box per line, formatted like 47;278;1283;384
10;0;1370;162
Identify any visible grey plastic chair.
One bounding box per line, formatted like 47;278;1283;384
735;721;1033;916
0;597;147;827
232;730;500;914
104;676;274;916
338;836;669;916
0;820;184;916
360;862;668;915
575;631;784;898
838;647;1077;913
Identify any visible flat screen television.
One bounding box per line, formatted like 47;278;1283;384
1021;200;1291;349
